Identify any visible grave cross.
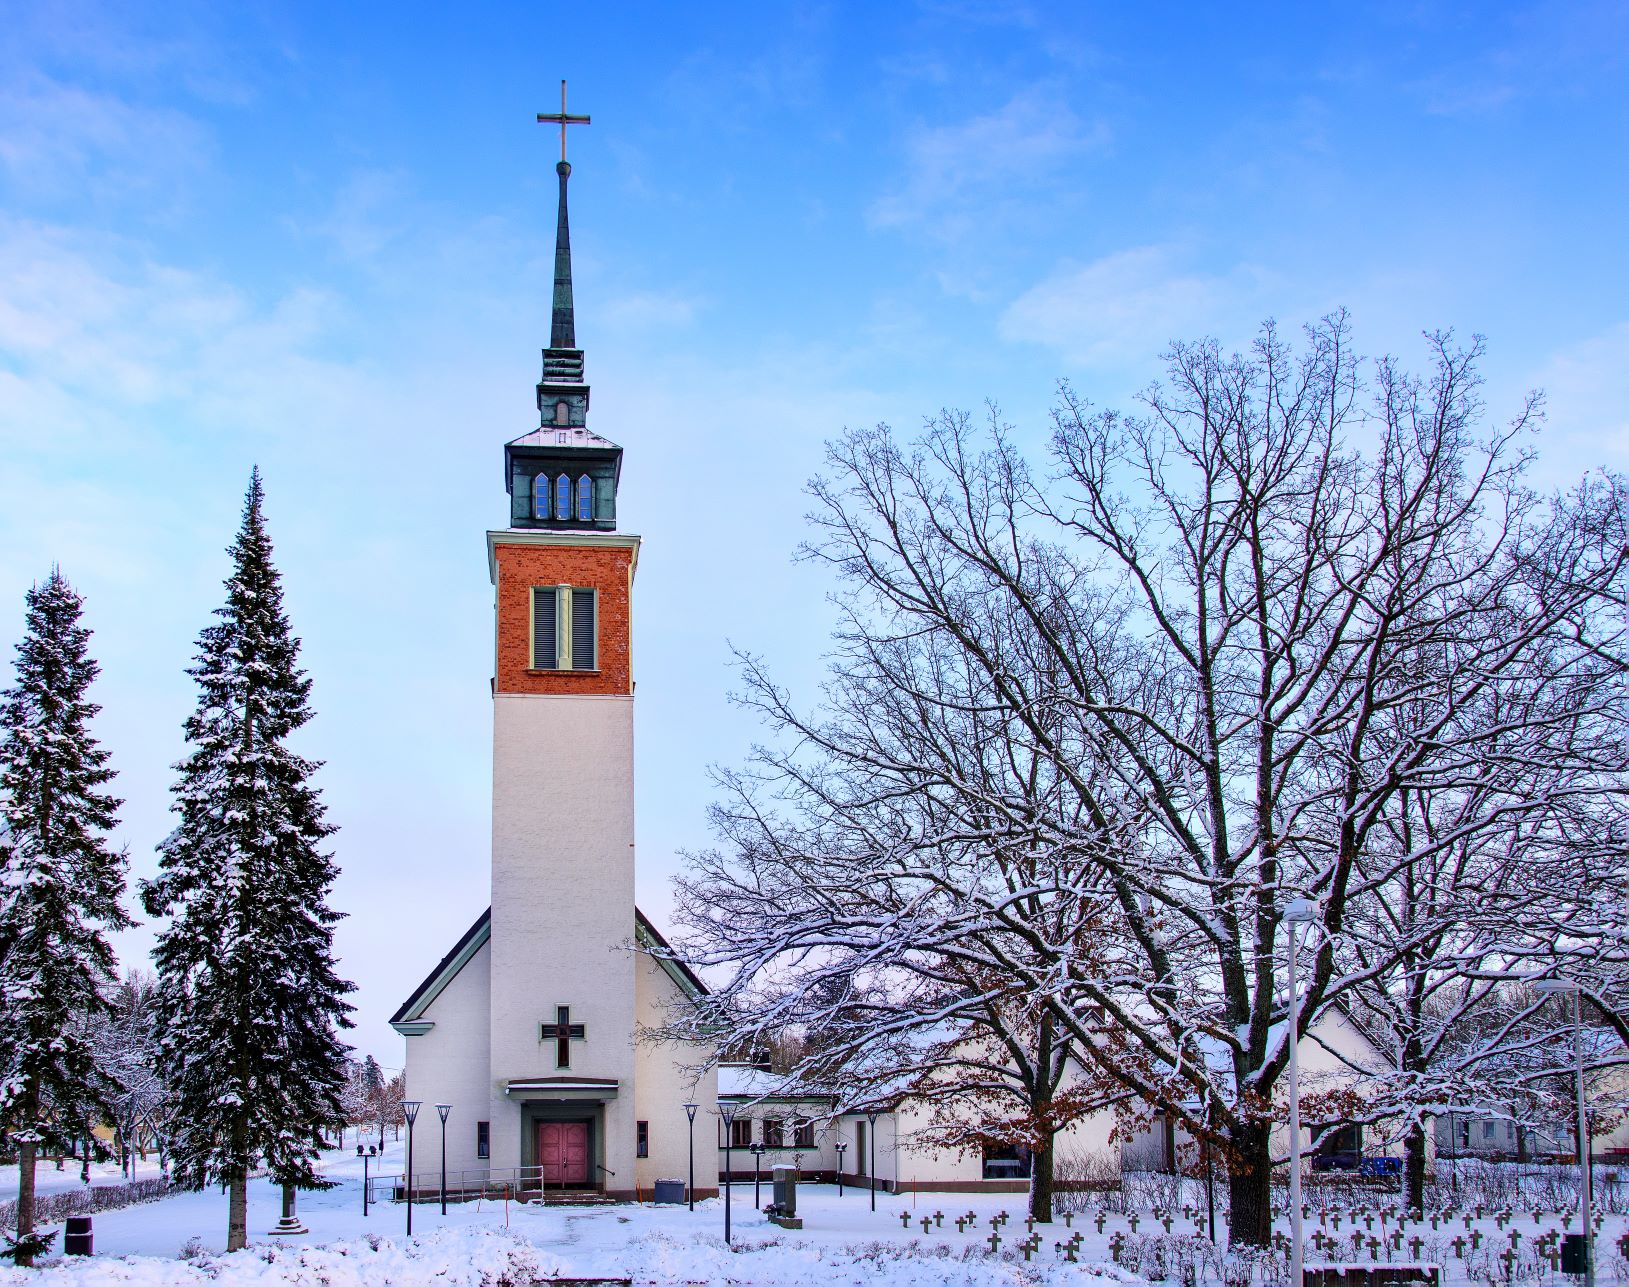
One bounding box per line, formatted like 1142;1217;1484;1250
539;1005;586;1067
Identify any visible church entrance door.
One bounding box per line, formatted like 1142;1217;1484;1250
537;1120;591;1187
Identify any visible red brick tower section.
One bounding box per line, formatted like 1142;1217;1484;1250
488;531;639;697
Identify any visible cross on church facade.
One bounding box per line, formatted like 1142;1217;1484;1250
539;1005;586;1068
536;80;590;163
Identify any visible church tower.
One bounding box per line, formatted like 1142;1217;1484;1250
391;97;716;1204
484;149;642;1191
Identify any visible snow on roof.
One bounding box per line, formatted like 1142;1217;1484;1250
716;1063;837;1104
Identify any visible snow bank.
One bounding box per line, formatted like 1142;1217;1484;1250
0;1227;544;1287
2;1224;1139;1287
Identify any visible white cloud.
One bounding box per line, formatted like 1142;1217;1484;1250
868;86;1109;242
999;245;1276;370
600;289;702;333
0;72;212;210
1530;322;1629;478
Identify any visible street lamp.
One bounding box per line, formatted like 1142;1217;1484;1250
834;1140;847;1196
1534;976;1594;1287
1284;896;1319;1287
683;1103;699;1211
401;1100;422;1238
357;1144;377;1217
436;1104;451;1216
865;1111;881;1213
751;1142;766;1209
719;1103;740;1245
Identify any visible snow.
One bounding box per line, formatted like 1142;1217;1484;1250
2;1145;1623;1287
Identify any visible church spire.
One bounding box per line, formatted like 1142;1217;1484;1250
550;160;577;351
535;82;592;418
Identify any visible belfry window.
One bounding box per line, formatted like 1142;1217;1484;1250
576;475;594;522
531;585;598;671
555;474;572;520
533;476;550;521
554;400;570;426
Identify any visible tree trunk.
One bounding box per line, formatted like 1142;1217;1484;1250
1029;1132;1056;1223
1226;1120;1273;1247
1404;1121;1426;1212
227;1172;248;1251
16;1137;37;1267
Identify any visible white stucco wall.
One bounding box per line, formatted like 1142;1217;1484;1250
402;937;494;1183
633;951;719;1196
490;692;638;1190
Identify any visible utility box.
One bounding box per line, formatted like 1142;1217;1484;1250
1561;1234;1590;1276
64;1216;92;1257
767;1164;802;1229
652;1178;685;1205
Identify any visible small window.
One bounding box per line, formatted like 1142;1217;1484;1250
554;400;570;426
533;475;551;521
730;1117;753;1149
792;1120;814;1149
477;1121;490;1159
763;1118;785;1148
636;1121;649;1158
555;474;572;520
576;474;593;522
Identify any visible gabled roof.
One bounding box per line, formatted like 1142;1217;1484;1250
635;908;709;1001
389;905;707;1035
389;907;491;1029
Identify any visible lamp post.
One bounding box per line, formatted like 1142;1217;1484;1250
751;1142;765;1209
436;1104;451;1216
834;1141;847;1195
865;1111;880;1213
401;1100;422;1238
1534;976;1594;1287
719;1104;739;1245
358;1144;377;1217
683;1103;698;1211
1284;897;1319;1287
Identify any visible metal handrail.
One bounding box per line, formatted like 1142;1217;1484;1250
369;1162;610;1204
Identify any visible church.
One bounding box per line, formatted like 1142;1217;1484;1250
389;109;1409;1205
389;124;719;1201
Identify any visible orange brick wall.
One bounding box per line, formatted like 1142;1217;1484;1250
492;541;634;696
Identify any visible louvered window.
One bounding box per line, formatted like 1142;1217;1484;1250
571;588;596;670
530;584;598;671
576;474;594;522
532;586;558;669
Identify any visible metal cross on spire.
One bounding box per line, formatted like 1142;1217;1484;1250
536;80;590;163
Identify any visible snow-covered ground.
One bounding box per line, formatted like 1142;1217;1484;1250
3;1144;1624;1286
0;1155;165;1203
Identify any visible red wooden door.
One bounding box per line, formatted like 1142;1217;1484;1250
537;1121;591;1185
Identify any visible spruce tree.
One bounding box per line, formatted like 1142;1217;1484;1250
0;570;131;1265
142;471;353;1252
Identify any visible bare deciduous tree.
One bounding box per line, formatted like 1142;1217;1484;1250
664;315;1629;1245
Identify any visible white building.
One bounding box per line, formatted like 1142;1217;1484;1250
390;149;716;1202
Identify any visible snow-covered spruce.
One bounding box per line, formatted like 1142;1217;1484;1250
0;569;132;1264
141;471;354;1253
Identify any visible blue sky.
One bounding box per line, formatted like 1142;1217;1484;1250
2;1;1626;1064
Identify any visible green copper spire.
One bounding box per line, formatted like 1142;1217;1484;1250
550;160;576;350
